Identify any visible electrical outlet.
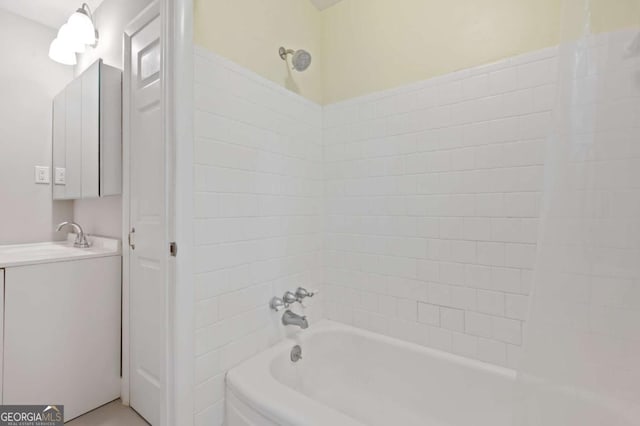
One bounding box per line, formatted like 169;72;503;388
34;166;50;184
54;167;66;185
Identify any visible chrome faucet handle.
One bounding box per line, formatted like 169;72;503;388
283;291;299;306
270;297;286;312
295;287;317;300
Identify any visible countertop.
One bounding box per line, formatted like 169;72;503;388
0;235;121;268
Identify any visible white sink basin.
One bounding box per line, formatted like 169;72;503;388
0;235;121;268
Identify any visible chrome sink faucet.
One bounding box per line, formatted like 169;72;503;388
56;221;91;248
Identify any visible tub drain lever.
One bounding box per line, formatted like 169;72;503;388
291;345;302;362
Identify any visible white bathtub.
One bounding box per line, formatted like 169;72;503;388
226;320;516;426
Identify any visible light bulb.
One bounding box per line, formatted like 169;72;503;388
58;23;86;54
49;38;77;65
67;8;96;46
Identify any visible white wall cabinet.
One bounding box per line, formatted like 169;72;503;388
2;257;121;421
53;59;122;200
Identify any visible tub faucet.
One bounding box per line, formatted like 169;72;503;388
282;310;309;329
56;221;91;248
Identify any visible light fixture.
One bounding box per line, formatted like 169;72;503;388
48;38;77;65
67;4;98;46
48;3;99;65
58;23;86;54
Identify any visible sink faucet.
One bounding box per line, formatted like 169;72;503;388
56;221;91;248
282;310;309;329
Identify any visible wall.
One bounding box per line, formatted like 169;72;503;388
192;48;324;425
590;0;640;34
194;0;323;104
192;0;563;105
321;0;640;104
73;0;153;239
0;9;74;244
322;45;557;368
194;0;640;105
322;0;561;104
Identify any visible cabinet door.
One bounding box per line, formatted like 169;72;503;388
3;258;121;421
52;92;67;200
100;63;123;196
52;60;122;200
81;62;100;198
64;78;82;199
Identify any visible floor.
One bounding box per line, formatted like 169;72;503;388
66;400;149;425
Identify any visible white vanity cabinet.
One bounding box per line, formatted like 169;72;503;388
53;59;122;200
0;240;121;422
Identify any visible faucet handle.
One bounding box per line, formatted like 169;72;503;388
295;287;317;299
270;297;285;312
283;291;299;306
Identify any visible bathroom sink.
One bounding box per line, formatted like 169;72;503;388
0;236;121;268
1;243;74;255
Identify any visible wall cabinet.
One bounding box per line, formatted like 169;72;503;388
53;59;122;200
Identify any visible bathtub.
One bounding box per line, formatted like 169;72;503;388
226;320;516;426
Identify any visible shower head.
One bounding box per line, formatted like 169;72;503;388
292;49;312;71
279;47;312;72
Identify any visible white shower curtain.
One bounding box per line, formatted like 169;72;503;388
515;0;640;424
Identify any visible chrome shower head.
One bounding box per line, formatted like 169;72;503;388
279;47;312;72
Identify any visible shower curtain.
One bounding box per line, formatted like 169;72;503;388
515;0;640;424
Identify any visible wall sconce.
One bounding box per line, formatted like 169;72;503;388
49;3;99;65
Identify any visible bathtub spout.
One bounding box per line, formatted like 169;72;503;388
282;310;309;329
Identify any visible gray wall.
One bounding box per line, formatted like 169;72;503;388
0;9;74;244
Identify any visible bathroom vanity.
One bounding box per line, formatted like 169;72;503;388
0;236;121;421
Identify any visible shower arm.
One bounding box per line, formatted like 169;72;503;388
279;47;295;60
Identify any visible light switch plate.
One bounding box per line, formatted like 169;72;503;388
54;167;66;185
34;166;50;184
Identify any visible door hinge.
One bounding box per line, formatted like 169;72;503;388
128;227;135;250
170;242;178;257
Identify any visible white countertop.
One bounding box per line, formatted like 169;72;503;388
0;235;121;268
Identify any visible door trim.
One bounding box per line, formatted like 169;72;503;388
162;0;195;424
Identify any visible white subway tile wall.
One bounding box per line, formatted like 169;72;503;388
193;48;324;425
322;46;558;369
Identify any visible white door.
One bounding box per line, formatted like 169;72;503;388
125;3;165;425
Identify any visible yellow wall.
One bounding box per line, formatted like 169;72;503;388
194;0;640;105
194;0;323;103
591;0;640;34
322;0;562;103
